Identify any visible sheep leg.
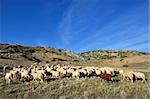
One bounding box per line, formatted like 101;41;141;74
111;78;114;81
40;79;44;83
6;79;11;84
142;78;146;83
130;77;133;83
122;76;125;81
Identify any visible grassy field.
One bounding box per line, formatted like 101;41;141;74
0;44;150;99
0;72;149;99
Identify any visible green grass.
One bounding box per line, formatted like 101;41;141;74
0;73;150;99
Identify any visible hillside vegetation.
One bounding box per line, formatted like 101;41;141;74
79;50;149;60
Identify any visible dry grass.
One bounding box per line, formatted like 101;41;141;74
0;72;150;99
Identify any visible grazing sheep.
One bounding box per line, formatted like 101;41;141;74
60;70;68;77
95;69;101;75
50;70;60;78
95;70;101;75
46;66;52;72
133;72;146;82
5;72;13;84
119;70;134;82
87;69;96;78
67;68;75;74
56;67;67;78
9;69;21;80
63;66;69;70
97;71;113;81
30;71;46;83
30;69;47;82
72;70;80;78
56;64;61;69
78;69;88;78
20;69;30;81
99;67;115;75
37;69;46;74
3;66;12;72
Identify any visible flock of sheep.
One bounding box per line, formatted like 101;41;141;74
4;64;146;84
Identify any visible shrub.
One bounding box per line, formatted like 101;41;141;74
120;55;127;58
120;58;124;61
122;64;129;67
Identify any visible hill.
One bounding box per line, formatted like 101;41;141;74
0;44;84;68
0;44;149;72
79;50;149;60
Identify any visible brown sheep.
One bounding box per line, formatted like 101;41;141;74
97;71;113;81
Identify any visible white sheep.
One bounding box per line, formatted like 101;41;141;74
78;69;88;77
133;72;146;82
72;70;80;78
67;68;75;74
20;69;30;81
9;69;20;80
119;70;134;82
31;71;46;83
50;70;60;78
5;72;13;84
99;67;116;75
95;69;101;75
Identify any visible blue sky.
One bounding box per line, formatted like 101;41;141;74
1;0;149;53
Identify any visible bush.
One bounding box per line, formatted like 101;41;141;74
120;55;127;58
120;58;124;61
122;64;129;67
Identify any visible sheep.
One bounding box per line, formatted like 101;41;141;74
3;66;12;73
30;69;47;82
95;69;101;75
5;72;13;84
20;69;30;81
97;71;113;81
30;68;36;73
45;64;51;67
99;67;114;74
67;68;75;74
45;66;52;72
58;69;72;78
56;67;68;78
56;67;66;73
133;72;146;82
37;69;46;76
56;64;61;69
50;70;60;78
119;70;134;82
72;70;80;78
61;70;68;77
86;68;96;78
9;69;21;80
63;66;69;70
78;69;88;78
30;71;46;83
